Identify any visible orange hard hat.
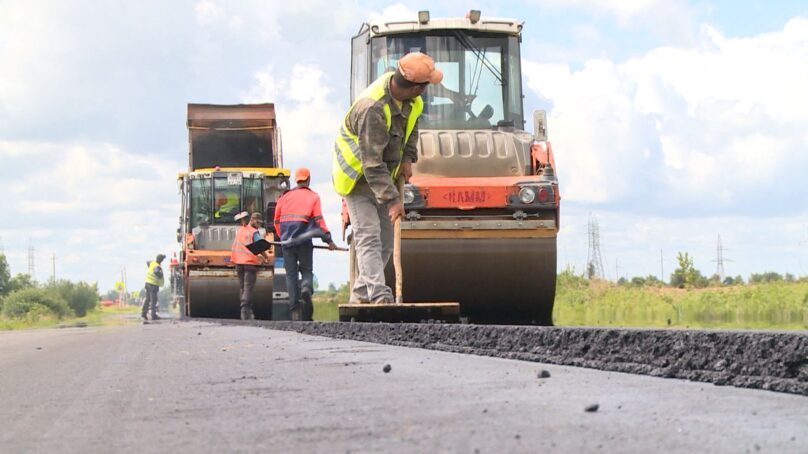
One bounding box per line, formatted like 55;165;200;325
295;167;311;182
398;52;443;85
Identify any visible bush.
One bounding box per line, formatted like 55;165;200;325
45;280;99;317
2;288;72;320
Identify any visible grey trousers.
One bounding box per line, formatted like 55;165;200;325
345;188;394;303
141;283;159;317
236;264;257;309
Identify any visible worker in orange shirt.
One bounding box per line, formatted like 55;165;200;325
274;167;337;320
230;211;269;320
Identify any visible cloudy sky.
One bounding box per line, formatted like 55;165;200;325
1;0;806;291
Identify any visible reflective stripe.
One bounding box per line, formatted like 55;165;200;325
280;214;312;220
230;226;260;265
334;140;359;179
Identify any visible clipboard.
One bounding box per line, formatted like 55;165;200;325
246;239;273;255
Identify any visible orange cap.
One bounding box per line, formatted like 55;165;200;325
295;167;311;182
398;52;443;85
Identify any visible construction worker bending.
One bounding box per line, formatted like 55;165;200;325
332;52;442;304
274;167;337;321
231;211;270;320
142;254;165;323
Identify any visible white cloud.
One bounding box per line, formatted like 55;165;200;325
523;17;808;215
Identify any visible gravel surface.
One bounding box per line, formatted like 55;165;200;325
2;321;808;453
240;321;808;395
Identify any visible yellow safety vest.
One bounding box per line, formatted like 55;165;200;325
145;260;164;286
332;72;423;196
215;191;239;219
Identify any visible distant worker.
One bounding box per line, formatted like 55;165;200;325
231;211;270;320
332;52;442;304
141;254;166;323
274;167;337;321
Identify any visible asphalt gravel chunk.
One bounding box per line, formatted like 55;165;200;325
383;364;392;373
585;403;600;412
218;320;808;396
538;369;551;378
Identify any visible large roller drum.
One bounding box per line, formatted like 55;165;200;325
385;237;556;325
186;269;274;319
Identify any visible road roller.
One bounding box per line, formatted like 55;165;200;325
342;11;560;324
175;103;290;319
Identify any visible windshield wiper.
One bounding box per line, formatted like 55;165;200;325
452;30;504;85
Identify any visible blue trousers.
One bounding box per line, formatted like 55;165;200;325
283;242;313;314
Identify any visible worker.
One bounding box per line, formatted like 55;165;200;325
274;167;337;321
230;211;270;320
332;51;442;304
214;190;240;221
141;254;166;323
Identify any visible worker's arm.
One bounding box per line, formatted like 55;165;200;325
400;118;419;183
354;102;400;206
311;196;335;247
273;198;283;239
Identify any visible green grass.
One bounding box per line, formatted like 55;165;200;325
554;281;808;330
313;279;808;329
0;305;141;331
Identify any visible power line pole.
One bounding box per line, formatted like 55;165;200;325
27;238;35;279
660;249;664;283
51;253;56;283
712;234;732;280
586;213;606;280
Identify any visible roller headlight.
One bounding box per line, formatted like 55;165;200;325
403;187;416;204
518;187;536;204
280;180;289;191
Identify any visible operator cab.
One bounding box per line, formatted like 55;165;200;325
350;12;525;130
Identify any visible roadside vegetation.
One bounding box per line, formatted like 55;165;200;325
313;251;808;329
0;253;139;330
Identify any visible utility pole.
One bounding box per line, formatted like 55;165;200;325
586;213;606;280
712;234;732;281
660;249;664;283
27;238;35;279
51;253;56;283
615;258;621;282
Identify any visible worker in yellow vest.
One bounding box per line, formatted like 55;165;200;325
332;52;442;304
141;254;165;323
230;211;270;320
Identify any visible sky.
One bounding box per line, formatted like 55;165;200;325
1;0;807;292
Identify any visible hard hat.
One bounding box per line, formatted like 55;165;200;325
234;211;249;221
398;52;443;85
295;167;311;182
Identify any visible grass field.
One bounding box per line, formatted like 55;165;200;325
0;305;141;331
314;279;808;329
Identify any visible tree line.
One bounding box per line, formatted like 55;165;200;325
590;252;805;289
0;253;99;321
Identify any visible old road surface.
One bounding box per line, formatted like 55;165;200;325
1;320;807;454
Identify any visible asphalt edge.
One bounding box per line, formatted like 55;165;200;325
208;319;808;396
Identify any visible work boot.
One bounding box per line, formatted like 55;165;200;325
240;306;255;321
301;288;313;321
150;312;161;321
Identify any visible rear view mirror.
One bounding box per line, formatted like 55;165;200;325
533;110;547;142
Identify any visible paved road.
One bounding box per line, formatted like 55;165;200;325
1;320;806;453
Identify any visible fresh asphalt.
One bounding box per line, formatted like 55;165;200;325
1;319;806;453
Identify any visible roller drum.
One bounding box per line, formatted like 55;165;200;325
186;268;274;319
387;237;556;325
